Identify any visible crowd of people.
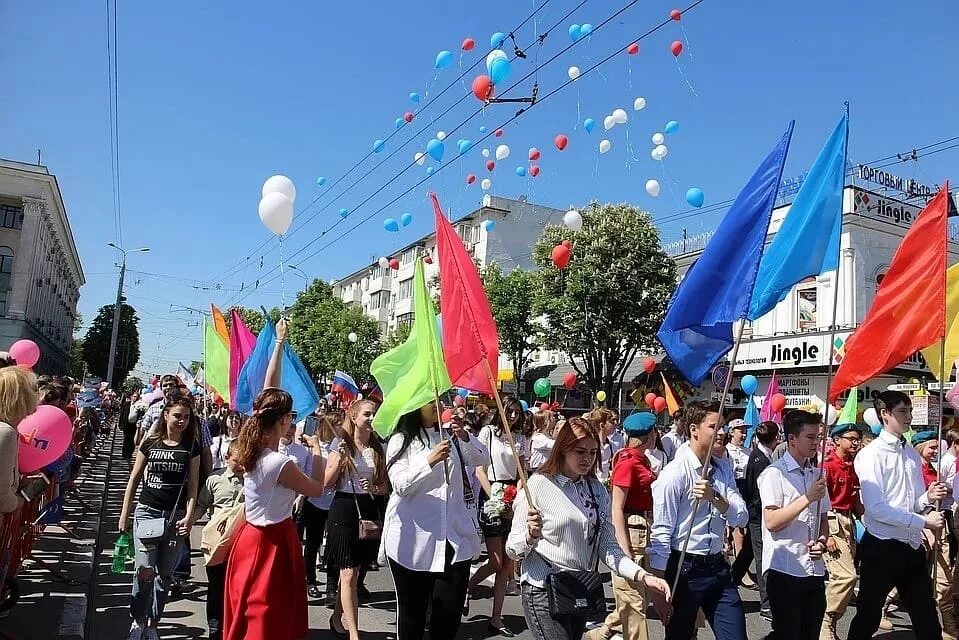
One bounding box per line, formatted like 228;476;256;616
114;323;954;640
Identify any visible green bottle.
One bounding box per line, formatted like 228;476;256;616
110;532;132;575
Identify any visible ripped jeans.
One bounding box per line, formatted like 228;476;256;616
130;503;185;623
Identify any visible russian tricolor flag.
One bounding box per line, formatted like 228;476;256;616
332;370;359;401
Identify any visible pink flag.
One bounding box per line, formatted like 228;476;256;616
759;371;782;424
229;309;257;409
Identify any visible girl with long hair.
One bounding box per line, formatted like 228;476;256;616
528;410;556;473
210;412;242;472
0;366;38;514
118;397;201;640
222;319;329;640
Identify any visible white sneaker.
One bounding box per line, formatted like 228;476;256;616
127;622;144;640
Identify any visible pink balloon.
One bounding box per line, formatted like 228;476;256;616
18;405;72;473
454;395;466;406
10;340;39;368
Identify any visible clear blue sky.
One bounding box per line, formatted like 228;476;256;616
2;0;956;375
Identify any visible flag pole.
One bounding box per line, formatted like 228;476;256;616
932;336;947;585
483;358;535;508
670;320;746;595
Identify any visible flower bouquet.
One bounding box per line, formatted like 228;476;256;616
481;482;517;526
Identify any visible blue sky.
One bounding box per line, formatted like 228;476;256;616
2;0;957;375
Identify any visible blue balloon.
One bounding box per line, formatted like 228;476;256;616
410;92;421;103
401;213;413;227
395;117;404;129
317;176;327;186
568;24;582;41
520;400;529;412
580;23;594;37
384;218;400;232
435;50;454;69
339;208;349;218
741;374;758;396
489;57;511;84
426;138;445;162
490;32;507;49
483;219;496;232
685;187;705;208
854;518;865;542
479;126;488;134
457;139;473;155
426;167;435;175
373;139;385;153
665;120;680;134
583;118;596;133
515;166;526;177
457;388;469;398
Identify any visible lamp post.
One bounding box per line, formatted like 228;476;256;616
106;243;149;388
288;265;310;287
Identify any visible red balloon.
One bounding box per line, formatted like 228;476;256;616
644;392;657;407
561;239;572;248
466;173;476;184
771;393;787;413
554;134;568;151
462;37;475;51
670;41;684;57
423;255;433;265
653;397;667;413
551;243;571;269
453;395;465;407
486;160;496;172
441;408;453;423
529;165;540;177
670;9;682;20
627;42;640;55
528;148;541;161
389;258;400;270
563;371;577;390
403;111;414;123
472;75;494;102
643;357;656;374
494;129;504;138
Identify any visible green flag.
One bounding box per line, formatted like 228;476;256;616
204;319;231;403
371;258;451;438
837;386;858;425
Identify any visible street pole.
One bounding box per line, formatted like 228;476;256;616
105;256;126;389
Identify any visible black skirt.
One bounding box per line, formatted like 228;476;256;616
478;479;518;539
324;492;379;570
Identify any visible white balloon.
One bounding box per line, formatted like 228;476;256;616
437;131;447;141
612;108;628;124
486;50;508;68
645;179;661;197
563;209;583;232
603;115;616;131
863;407;881;429
599;139;611;154
495;144;510;161
652;132;665;145
348;332;358;343
261;175;296;204
567;66;581;81
414;152;426;166
651;147;663;161
481;178;492;191
481;148;490;158
654;144;668;158
378;257;390;269
821;404;839;425
258;192;293;235
633;97;646;111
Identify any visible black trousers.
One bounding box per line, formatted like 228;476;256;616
848;532;942;640
301;501;330;585
765;570;825;640
205;562;226;629
745;518;769;612
388;543;471;640
121;421;137;459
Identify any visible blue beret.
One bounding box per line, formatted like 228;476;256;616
912;430;938;446
624;412;656;436
830;423;861;438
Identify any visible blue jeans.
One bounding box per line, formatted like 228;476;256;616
664;551;746;640
130;504;184;624
520;582;589;640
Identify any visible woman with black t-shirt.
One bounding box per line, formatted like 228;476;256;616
119;397;201;640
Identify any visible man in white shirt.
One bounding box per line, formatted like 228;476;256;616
660;410;687;463
758;410;830;640
848;390;948;640
725;420;751;484
650;400;748;639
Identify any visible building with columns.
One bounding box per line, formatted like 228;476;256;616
0;159;84;374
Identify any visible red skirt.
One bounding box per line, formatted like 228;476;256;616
223;518;308;640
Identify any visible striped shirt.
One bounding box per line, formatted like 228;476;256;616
505;473;643;588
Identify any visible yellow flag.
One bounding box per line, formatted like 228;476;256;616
922;263;959;380
661;372;681;414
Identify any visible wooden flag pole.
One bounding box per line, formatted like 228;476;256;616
932;336;947;585
483;358;535;509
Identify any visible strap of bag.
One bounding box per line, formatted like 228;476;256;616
537;476;602;573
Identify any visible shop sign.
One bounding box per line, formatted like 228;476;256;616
912;396;929;426
734;333;850;371
888;383;922;392
857;166;933;199
852;188;923;227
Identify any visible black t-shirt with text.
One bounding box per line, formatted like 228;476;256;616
138;438;201;510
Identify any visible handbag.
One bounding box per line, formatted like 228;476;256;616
349;477;383;541
201;489;246;566
542;478;607;621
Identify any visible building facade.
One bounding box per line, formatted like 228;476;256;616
0;159;84;374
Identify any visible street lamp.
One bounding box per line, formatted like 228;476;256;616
106;243;149;388
288;264;310;286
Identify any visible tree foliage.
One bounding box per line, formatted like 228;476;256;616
122;376;144;396
225;305;269;336
69;338;85;380
532;202;676;398
482;264;539;383
81;298;141;387
384;323;412;350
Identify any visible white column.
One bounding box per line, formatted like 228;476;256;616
842;247;855;326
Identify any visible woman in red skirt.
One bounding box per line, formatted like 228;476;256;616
223;319;329;640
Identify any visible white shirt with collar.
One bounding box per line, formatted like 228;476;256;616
939;449;957;510
380;429;490;572
758;451;831;578
726;442;752;480
598;435;624;482
855;429;931;549
278;439;311;474
649;444;748;571
661;427;686;463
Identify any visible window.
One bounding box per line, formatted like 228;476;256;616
398;278;413;299
369;291;388;310
796;279;817;331
457;224;479;245
401;248;417;265
0;246;11;315
0;204;22;230
396;312;413;328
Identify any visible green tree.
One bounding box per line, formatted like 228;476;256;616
384;323;411;350
532;202;676;400
482;264;539;383
69;338;85;379
189;360;203;374
81;298;141;388
122;376;144;396
225;305;269;336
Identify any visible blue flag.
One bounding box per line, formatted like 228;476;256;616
657;122;794;385
748;112;848;320
743;395;761;447
235;315;319;418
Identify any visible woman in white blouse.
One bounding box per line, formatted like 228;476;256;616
506;417;672;640
381;403;489;640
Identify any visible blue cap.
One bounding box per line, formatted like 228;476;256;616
911;430;938;446
830;423;861;438
623;412;656;436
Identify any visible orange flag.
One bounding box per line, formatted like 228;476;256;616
829;185;949;402
661;372;681;414
210;304;230;346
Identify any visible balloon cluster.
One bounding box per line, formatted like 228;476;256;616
258;175;296;235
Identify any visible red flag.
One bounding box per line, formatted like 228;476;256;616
829;185;949;402
432;192;500;394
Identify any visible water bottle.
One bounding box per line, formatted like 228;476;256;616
110;531;132;575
